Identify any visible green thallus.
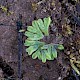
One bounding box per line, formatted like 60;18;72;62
24;17;64;63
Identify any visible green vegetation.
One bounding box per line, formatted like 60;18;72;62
24;17;64;63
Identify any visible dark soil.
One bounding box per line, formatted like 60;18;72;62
0;0;80;80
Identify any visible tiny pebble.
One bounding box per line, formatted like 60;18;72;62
58;77;61;80
67;51;70;55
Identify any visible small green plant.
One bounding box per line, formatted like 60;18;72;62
24;17;64;63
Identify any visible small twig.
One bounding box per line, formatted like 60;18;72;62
70;59;80;75
16;14;23;80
